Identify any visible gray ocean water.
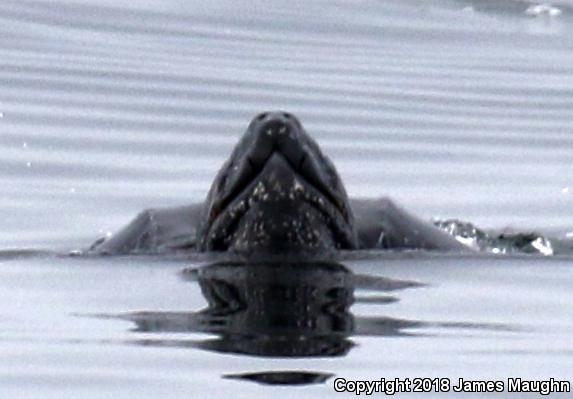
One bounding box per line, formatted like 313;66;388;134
1;0;573;397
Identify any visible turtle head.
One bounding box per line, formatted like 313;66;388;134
198;112;357;256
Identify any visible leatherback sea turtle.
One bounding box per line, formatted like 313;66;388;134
89;112;557;258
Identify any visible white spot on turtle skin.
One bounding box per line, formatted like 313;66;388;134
293;179;304;192
253;182;265;197
278;126;287;135
266;128;273;136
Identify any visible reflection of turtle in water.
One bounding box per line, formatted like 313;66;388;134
117;262;510;360
89;112;558;257
120;262;425;359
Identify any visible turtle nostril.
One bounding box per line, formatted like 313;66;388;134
282;112;293;119
256;112;268;121
259;119;290;138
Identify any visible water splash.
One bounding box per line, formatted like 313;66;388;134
434;219;554;256
525;3;562;17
